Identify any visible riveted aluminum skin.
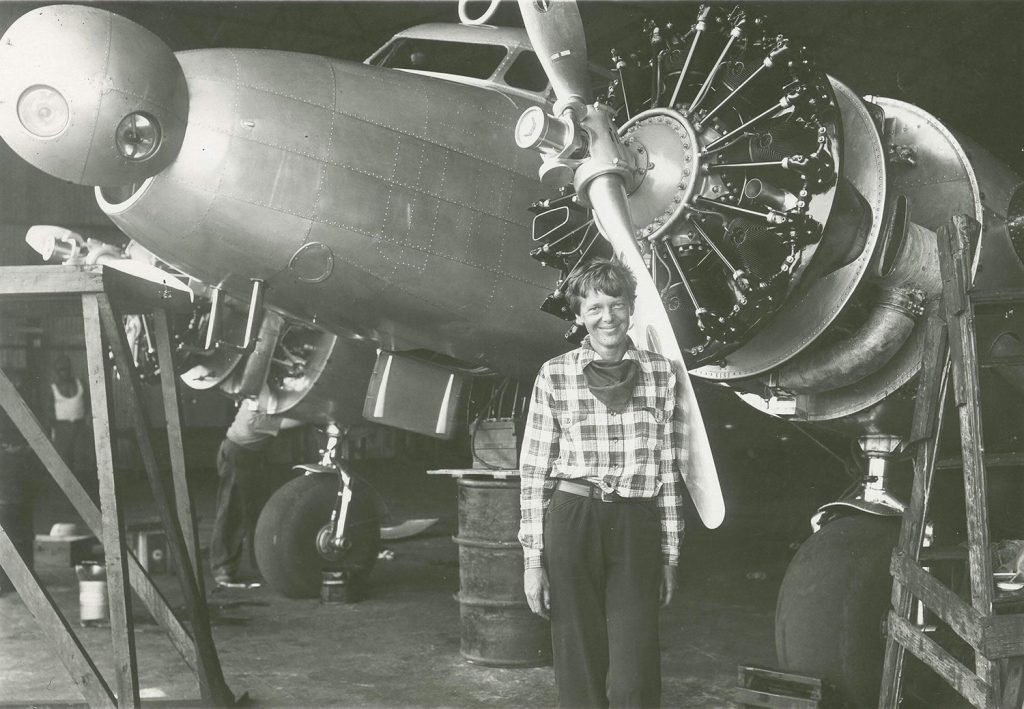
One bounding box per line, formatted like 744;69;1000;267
0;5;188;185
97;48;568;380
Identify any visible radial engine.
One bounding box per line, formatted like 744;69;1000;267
524;5;1024;434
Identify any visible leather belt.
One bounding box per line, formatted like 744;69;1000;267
555;479;636;503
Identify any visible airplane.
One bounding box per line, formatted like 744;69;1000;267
0;1;1021;706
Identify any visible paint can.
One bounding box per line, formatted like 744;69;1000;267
454;477;551;667
75;562;108;627
320;570;349;604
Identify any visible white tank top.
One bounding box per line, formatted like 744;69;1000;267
52;380;86;422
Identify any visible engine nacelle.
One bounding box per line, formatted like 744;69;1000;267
525;6;1024;432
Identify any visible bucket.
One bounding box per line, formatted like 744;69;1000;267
75;562;108;627
454;477;551;667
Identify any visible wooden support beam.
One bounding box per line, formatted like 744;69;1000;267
0;367;198;672
0;523;115;708
888;613;993;709
938;215;997;689
891;552;983;650
0;265;105;296
880;308;950;709
83;294;141;708
96;295;234;706
980;615;1024;661
152;311;202;582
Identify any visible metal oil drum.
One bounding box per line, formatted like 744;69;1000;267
454;477;551;667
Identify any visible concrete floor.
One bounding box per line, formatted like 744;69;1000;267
0;436;841;708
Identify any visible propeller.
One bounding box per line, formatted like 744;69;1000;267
516;0;724;528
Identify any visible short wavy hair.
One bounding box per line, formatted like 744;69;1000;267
564;258;637;315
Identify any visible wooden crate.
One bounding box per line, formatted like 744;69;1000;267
735;664;834;709
471;419;518;470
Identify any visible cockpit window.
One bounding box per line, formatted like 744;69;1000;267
504;51;549;92
371;38;507;80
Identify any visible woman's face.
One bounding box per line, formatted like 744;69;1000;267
575;290;633;353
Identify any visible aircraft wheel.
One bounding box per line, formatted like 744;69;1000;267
775;514;899;707
255;473;380;599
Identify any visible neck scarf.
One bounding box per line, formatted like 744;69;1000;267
583;359;639;413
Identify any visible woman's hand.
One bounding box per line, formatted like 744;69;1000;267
524;567;550;619
660;565;677;607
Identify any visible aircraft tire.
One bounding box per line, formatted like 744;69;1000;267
255;472;380;599
775;514;899;707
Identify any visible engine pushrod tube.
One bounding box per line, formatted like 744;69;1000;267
695;197;776;222
698;40;787;129
689;25;741;114
663;242;701;309
709;159;787;171
691;220;738;273
697;63;767;129
701;98;785;154
668;7;710;108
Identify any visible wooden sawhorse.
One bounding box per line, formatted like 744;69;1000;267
0;265;233;706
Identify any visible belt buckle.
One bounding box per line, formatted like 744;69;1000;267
600;488;616;503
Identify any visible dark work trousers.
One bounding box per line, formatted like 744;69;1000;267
544;489;663;708
52;420;85;472
210;439;267;577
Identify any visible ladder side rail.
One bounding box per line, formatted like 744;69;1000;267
938;215;997;690
880;303;952;709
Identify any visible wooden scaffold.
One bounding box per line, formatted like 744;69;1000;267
0;264;234;707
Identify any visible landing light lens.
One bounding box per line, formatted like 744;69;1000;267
17;85;69;138
115;112;161;161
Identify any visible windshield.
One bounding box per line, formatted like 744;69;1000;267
370;37;507;80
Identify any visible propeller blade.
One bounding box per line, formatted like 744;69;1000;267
588;175;725;529
517;0;592;105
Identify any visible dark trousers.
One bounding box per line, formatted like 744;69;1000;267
210;439;267;577
52;420;84;472
544;489;663;708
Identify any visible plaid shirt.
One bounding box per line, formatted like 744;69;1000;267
518;337;686;568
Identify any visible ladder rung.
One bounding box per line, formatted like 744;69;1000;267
970;289;1024;306
919;547;968;563
936;452;1024;470
888;613;994;708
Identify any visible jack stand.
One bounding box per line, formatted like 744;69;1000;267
320;570;350;604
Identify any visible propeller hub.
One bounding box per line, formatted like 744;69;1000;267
617;109;703;242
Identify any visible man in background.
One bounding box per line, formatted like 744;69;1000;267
48;355;88;475
211;399;301;587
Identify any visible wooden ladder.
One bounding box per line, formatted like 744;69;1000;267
879;215;1024;709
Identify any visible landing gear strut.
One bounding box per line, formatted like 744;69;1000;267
254;426;380;599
